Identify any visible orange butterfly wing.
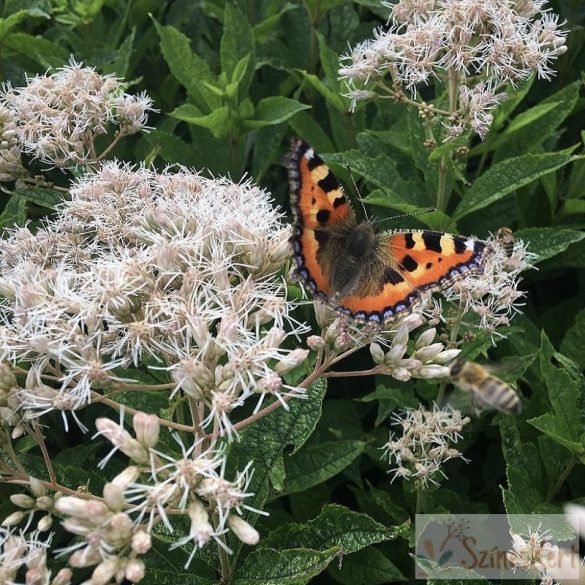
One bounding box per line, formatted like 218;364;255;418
338;231;488;322
287;139;353;296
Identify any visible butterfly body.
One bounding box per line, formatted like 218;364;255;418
287;139;490;322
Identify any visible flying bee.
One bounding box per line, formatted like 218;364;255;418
448;359;521;415
497;227;515;258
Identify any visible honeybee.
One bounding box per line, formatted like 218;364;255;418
448;359;521;415
497;227;515;258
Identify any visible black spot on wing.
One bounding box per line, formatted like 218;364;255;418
333;195;346;208
318;172;338;192
382;267;405;285
306;154;323;171
422;232;442;253
400;255;418;272
314;229;329;246
316;209;330;224
426;262;432;269
404;233;416;249
454;236;467;254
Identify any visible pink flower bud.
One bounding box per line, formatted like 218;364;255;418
133;412;159;449
228;515;260;545
50;568;73;585
124;559;145;583
307;335;326;350
103;482;125;511
10;494;34;508
131;531;152;554
274;349;309;374
90;557;119;585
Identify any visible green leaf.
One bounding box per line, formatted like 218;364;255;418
561;308;585;369
220;3;254;96
0;195;27;228
11;188;63;209
283;440;364;494
528;413;583;454
2;32;67;67
227;379;326;518
170;104;231;139
243;97;310;129
453;150;577;220
0;9;47;41
252;4;296;42
233;546;341;585
144;129;200;167
140;570;215;585
288;111;334;153
500;417;543;512
296;69;346;112
154;20;220;112
262;504;409;554
328;546;406;585
515;227;585;263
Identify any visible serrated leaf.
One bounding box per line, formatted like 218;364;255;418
154;20;220;112
500;417;542;511
0;195;27;228
328;546;406;584
244;97;310;129
262;504;409;554
2;32;67;68
283;440;364;494
11;188;63;209
227;379;326;517
515;227;585;263
233;546;341;585
453;150;576;220
220;3;254;96
140;570;215;585
561;308;585;369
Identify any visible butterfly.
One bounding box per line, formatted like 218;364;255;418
286;139;490;323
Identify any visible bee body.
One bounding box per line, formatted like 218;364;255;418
497;227;515;258
449;360;521;415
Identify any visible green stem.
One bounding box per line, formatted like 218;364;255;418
435;69;460;213
415;481;425;515
217;531;233;583
547;457;577;501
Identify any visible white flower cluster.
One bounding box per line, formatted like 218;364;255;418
47;411;259;580
0;527;71;585
0;161;307;436
339;0;568;137
445;231;535;337
507;528;561;585
0;60;154;171
382;404;470;486
369;322;460;381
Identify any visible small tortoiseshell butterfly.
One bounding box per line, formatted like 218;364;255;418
286;139;490;323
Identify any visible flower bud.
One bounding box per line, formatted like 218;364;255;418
188;499;214;548
132;531;152;554
369;342;385;364
2;510;25;526
10;494;34;509
391;367;411;382
385;343;406;365
112;466;141;489
124;559;145;583
307;335;326;351
413;343;444;362
417;365;448;379
274;349;309;374
90;557;119;585
37;514;53;532
415;328;436;349
228;515;260;545
35;496;53;511
133;412;159;449
434;349;461;364
51;568;73;585
103;482;125;511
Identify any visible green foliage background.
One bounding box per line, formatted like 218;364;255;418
1;0;585;583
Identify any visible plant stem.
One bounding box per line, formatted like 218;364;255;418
547;457;577;501
435;68;460;212
415;481;425;515
217;531;233;583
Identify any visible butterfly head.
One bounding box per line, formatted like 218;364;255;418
346;221;377;260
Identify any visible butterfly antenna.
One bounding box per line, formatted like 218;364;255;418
345;164;369;220
375;207;437;226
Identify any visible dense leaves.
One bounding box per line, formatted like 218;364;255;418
1;1;584;584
